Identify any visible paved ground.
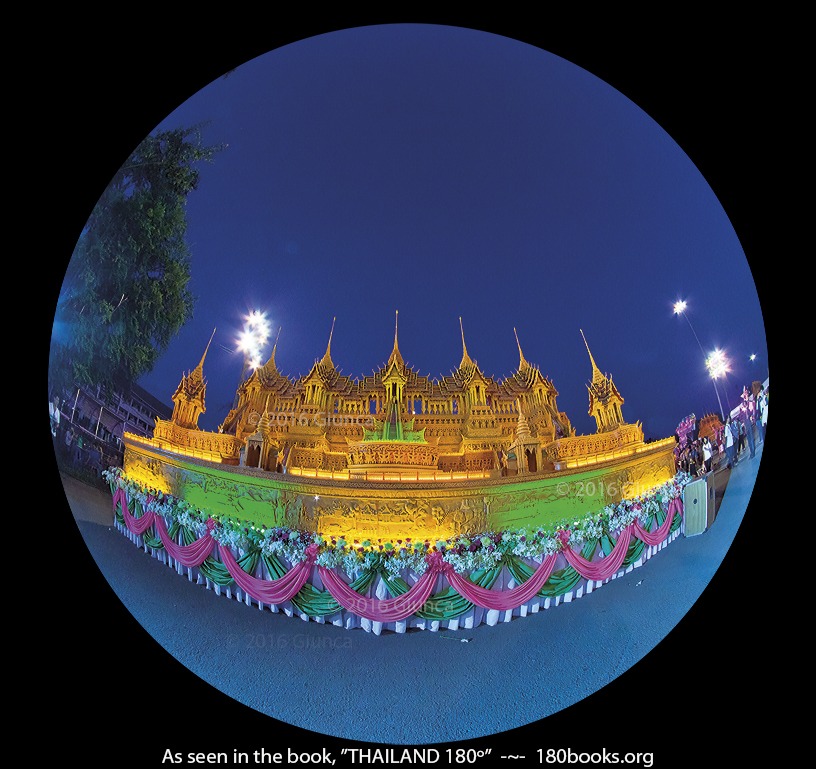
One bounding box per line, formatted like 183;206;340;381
55;440;768;759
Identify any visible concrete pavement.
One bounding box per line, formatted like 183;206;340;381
55;439;768;755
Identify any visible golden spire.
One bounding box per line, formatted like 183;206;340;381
321;317;335;367
265;326;281;370
178;329;215;402
199;328;216;369
388;310;404;366
580;329;604;384
459;317;474;368
187;328;216;389
514;327;529;370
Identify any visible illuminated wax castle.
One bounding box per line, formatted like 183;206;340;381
125;315;675;544
219;314;578;477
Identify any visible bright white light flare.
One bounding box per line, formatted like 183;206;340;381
706;349;730;378
237;311;271;370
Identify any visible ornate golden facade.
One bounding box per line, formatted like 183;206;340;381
122;433;676;544
214;316;579;478
124;317;676;543
150;317;672;481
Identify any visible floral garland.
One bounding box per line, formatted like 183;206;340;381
103;467;690;577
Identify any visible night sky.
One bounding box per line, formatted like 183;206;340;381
65;25;768;439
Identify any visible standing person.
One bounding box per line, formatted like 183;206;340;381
736;418;744;459
742;403;756;460
725;416;736;468
716;429;725;470
703;437;713;474
757;388;768;442
686;443;696;477
49;395;61;438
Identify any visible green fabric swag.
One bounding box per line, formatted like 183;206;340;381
180;525;260;586
506;540;597;598
114;497;181;551
382;564;503;620
262;552;377;617
112;483;683;617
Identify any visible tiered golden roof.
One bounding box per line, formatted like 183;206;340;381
581;329;625;434
156;318;646;480
214;317;577;475
170;328;215;430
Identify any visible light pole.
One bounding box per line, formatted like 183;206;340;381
673;300;725;419
705;349;730;418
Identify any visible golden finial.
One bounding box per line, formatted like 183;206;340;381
183;328;215;394
321;317;335;366
388;310;404;366
580;329;604;383
201;328;216;366
267;326;281;369
514;327;528;370
192;328;216;376
459;317;473;368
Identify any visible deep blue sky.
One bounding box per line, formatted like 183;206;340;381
70;25;767;438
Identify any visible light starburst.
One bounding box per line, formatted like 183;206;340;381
673;296;726;417
237;310;271;371
706;349;730;379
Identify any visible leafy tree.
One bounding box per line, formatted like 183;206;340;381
51;122;224;401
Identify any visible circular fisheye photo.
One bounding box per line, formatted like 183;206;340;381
50;24;767;761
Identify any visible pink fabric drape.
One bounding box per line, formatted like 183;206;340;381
114;487;217;567
112;484;684;619
152;513;217;567
113;487;156;536
445;553;558;610
219;542;316;604
632;498;682;546
559;525;633;581
317;555;443;622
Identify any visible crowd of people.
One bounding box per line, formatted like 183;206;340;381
675;383;767;478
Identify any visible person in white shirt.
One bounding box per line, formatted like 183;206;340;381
758;389;768;442
702;437;713;474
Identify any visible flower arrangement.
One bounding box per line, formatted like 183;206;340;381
104;467;689;576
